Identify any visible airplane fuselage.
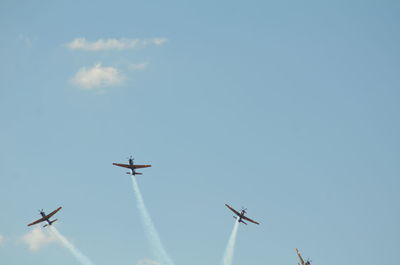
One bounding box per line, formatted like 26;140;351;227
40;211;55;226
129;159;137;175
235;210;247;224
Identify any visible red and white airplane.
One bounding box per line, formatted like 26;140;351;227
225;204;260;225
27;207;62;227
113;156;151;175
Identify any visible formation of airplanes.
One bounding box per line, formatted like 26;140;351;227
27;156;312;264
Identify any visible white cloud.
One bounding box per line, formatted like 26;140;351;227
129;62;149;71
138;259;161;265
72;63;124;91
66;38;167;51
0;235;4;246
22;227;58;251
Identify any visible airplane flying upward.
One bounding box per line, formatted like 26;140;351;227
27;207;62;227
296;248;312;265
113;156;151;175
225;204;260;225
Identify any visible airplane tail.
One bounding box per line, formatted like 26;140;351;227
44;219;58;227
127;172;142;175
233;216;247;225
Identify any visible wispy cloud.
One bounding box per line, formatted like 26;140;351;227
66;38;167;51
0;235;4;246
22;227;58;251
71;63;124;91
18;34;32;47
138;259;161;265
129;62;149;71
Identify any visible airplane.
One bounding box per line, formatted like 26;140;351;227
225;204;260;225
113;156;151;175
296;248;312;265
27;207;62;228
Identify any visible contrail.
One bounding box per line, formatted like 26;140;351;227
222;221;240;265
130;175;175;265
49;226;95;265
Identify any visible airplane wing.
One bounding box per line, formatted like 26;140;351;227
225;204;241;216
132;165;151;169
113;163;133;169
296;248;305;265
27;216;47;226
113;163;151;169
242;215;260;225
45;207;62;219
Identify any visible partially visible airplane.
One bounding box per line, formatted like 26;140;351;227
27;207;62;227
296;248;312;265
225;204;260;225
113;156;151;175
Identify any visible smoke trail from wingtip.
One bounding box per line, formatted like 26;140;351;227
130;175;175;265
222;221;240;265
49;226;95;265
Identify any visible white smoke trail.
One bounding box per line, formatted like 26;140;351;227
130;175;175;265
222;221;240;265
49;226;95;265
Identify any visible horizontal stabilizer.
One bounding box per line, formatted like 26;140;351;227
43;219;58;228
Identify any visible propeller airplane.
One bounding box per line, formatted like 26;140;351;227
225;204;260;225
113;156;151;176
27;207;62;227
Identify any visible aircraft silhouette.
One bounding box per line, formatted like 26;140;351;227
113;156;151;175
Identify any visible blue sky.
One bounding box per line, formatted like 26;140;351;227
1;1;399;265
